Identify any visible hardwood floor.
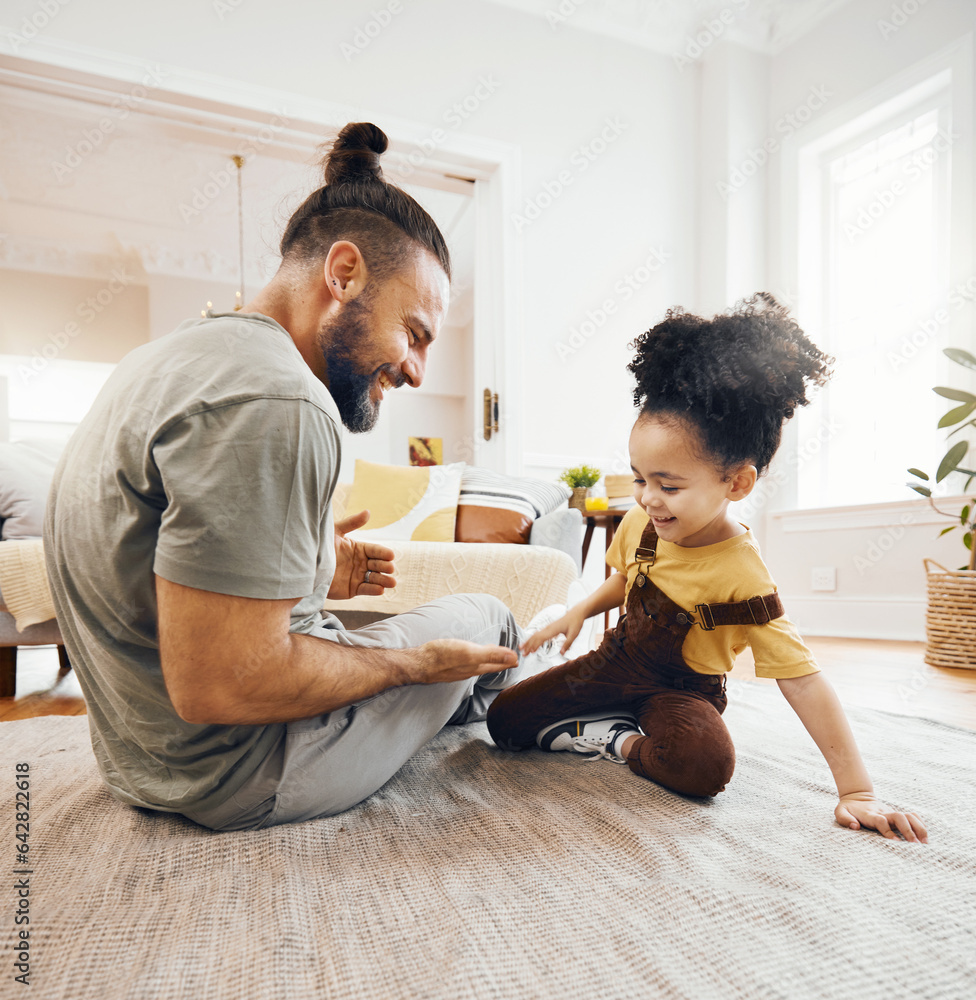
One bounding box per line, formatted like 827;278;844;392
731;636;976;730
3;636;976;730
0;646;86;721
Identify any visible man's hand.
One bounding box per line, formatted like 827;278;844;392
410;639;518;685
329;509;396;600
835;791;928;843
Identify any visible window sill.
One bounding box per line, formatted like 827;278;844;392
770;496;968;533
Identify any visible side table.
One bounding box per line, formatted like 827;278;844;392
581;505;634;630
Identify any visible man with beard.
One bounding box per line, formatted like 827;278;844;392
44;123;523;831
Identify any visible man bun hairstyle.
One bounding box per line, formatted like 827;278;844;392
279;122;452;282
627;293;833;476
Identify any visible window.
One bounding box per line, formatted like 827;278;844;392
794;72;959;509
0;357;115;443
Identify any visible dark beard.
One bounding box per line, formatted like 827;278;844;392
318;293;393;434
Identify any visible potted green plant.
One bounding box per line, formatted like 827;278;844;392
908;347;976;571
559;464;602;513
908;347;976;670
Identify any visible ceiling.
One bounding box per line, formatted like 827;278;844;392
483;0;854;54
0;0;851;323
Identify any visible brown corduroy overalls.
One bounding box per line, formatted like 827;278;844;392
486;519;784;798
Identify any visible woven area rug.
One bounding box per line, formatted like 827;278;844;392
2;680;974;1000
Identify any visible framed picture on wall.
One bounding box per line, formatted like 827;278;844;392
408;437;443;466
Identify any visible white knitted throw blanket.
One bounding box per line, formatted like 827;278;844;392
0;538;56;629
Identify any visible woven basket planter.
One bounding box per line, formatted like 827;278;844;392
568;487;589;513
923;559;976;670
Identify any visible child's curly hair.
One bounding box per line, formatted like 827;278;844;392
627;293;832;476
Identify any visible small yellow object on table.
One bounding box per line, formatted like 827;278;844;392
584;496;609;511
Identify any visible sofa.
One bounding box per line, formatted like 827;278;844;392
0;609;65;698
0;440;69;697
323;480;582;628
0;535;69;698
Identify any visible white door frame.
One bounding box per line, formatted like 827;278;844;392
0;40;523;473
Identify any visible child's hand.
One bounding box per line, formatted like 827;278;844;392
835;792;928;843
520;608;585;656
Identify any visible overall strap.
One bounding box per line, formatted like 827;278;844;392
634;516;784;629
634;518;659;566
688;593;785;630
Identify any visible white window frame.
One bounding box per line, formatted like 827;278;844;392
772;37;974;530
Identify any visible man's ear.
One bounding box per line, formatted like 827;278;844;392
727;464;758;501
323;241;368;301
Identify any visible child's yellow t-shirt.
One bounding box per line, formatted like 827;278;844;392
606;505;819;680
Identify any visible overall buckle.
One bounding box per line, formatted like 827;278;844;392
693;604;716;631
747;596;772;625
674;606;716;630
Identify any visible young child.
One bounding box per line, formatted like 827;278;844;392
487;294;927;843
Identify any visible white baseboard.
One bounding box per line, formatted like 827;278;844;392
783;594;926;642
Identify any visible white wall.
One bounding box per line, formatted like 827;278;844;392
147;274;239;342
0;268;149;362
696;40;769;315
759;0;976;639
9;0;970;640
683;1;976;639
2;0;697;485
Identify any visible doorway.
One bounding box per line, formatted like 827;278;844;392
0;51;520;472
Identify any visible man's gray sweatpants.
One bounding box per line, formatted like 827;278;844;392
182;593;524;832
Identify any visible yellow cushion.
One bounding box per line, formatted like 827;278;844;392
343;460;465;542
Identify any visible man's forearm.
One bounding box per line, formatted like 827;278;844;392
156;575;520;727
177;633;418;726
776;672;874;796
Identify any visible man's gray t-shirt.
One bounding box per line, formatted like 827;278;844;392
44;311;342;813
